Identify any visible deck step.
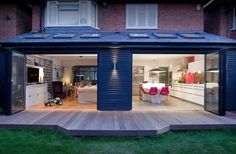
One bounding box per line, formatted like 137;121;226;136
1;123;236;136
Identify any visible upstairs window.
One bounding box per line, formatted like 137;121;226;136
233;7;236;29
46;0;97;27
126;4;157;29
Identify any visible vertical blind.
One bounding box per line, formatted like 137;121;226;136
46;1;97;27
126;4;157;29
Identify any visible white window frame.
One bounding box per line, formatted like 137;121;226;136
232;7;236;30
126;4;158;29
45;0;98;28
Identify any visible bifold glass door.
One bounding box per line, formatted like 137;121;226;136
205;51;224;115
11;51;25;113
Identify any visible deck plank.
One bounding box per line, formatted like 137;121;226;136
0;110;236;136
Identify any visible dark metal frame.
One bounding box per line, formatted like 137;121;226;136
204;50;225;116
132;49;226;116
8;51;26;115
1;42;236;115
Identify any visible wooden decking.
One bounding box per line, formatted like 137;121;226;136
0;110;236;136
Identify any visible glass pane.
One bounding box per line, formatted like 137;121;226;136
206;54;219;70
48;1;58;25
91;2;96;27
74;66;97;82
58;10;79;25
205;53;219;114
80;2;88;25
234;9;236;27
127;5;136;27
11;52;25;113
59;4;79;10
147;5;157;27
137;5;146;27
58;3;79;25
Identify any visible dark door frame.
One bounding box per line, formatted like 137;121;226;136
6;51;99;114
131;49;225;116
8;51;26;115
0;51;11;115
203;50;226;116
1;47;227;115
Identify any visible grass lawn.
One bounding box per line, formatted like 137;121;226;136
0;128;236;154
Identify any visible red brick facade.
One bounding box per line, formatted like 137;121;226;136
31;2;204;31
0;3;31;39
158;4;204;31
98;3;126;31
4;2;227;39
97;3;204;31
32;4;42;32
204;3;236;39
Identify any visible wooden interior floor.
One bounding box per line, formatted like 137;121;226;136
28;96;203;111
132;96;203;111
28;96;97;110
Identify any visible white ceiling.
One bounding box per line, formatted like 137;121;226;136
133;54;199;60
41;54;97;61
38;54;202;61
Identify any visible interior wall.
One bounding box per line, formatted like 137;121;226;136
133;57;184;81
133;55;204;82
62;59;97;84
52;58;63;82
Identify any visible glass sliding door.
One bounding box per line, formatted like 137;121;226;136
11;51;25;114
205;51;224;115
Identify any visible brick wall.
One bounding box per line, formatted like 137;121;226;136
98;3;204;31
33;2;204;31
158;4;204;31
32;4;42;32
43;59;53;95
0;3;31;39
204;4;236;39
16;5;32;35
0;4;17;39
98;3;126;31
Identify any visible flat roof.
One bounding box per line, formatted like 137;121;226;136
0;28;236;45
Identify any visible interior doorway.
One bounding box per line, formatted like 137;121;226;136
132;54;206;111
25;54;98;110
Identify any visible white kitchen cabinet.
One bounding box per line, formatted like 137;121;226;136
26;83;48;108
170;83;204;106
188;60;204;72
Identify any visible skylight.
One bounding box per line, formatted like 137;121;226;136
178;33;205;39
52;34;76;39
80;33;101;38
129;33;150;38
25;34;51;39
153;33;177;39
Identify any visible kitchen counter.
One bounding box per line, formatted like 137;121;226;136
170;83;204;106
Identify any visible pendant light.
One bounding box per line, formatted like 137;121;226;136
149;67;166;73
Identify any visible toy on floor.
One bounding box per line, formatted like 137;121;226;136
44;97;63;106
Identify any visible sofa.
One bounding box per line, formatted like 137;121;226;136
77;86;97;103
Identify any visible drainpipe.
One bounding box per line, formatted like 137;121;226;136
203;0;215;8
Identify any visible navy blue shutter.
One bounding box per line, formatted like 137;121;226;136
0;51;10;114
225;51;236;111
0;52;5;110
98;50;132;111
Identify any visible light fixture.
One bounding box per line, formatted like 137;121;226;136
149;67;166;73
113;63;116;70
196;4;201;11
206;68;219;73
102;2;107;7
